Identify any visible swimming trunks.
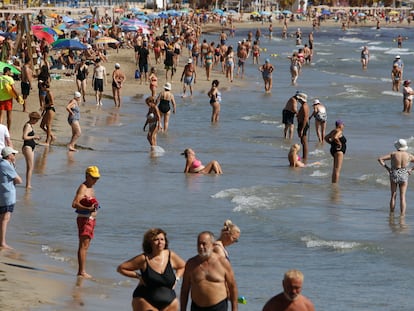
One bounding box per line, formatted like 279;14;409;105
0;99;12;111
297;122;309;137
93;78;103;92
158;99;171;113
77;217;96;239
133;251;176;309
191;299;228;311
390;168;409;184
21;81;30;96
282;109;295;125
329;136;347;156
184;76;193;85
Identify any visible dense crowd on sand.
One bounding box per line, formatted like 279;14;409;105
0;5;414;310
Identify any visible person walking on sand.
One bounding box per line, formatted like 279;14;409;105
325;120;347;183
74;57;88;103
148;67;158;98
283;93;299;139
72;166;101;279
117;228;186;311
156;83;176;133
378;139;414;216
143;96;161;147
0;66;20;130
208;80;221;123
262;269;315;311
180;231;238;311
402;80;414;113
309;99;327;143
296;93;310;162
0;146;22;249
66;92;82;152
22;112;41;189
21;57;33;112
259;59;274;93
39;83;56;145
92;58;107;106
180;58;196;98
111;63;126;108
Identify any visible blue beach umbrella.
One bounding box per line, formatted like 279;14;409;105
52;39;87;50
282;10;292;15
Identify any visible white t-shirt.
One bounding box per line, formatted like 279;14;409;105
0;124;10;150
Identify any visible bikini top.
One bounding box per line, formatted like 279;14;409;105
192;159;202;169
141;251;176;289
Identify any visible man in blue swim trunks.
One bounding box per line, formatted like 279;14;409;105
180;58;196;98
180;231;238;311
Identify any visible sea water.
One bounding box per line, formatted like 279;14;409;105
7;24;414;310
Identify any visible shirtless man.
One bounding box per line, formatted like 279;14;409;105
282;93;298;139
200;39;209;67
296;93;310;162
219;30;227;45
378;139;414;216
180;58;196;97
180;231;238;311
92;58;107;106
262;269;315;311
236;43;248;78
21;58;33;112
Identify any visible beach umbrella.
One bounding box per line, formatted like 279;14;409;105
82;14;93;19
0;61;20;75
32;25;60;36
95;36;119;44
158;13;169;18
213;8;224;15
33;30;55;44
357;12;366;17
137;15;150;21
134;11;145;16
0;32;16;40
335;9;346;14
322;9;331;15
273;10;281;14
251;11;260;16
260;11;271;16
62;15;74;23
388;10;399;15
227;9;237;14
282;10;292;15
114;8;124;13
51;39;87;50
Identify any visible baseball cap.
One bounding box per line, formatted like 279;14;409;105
85;166;100;178
2;146;18;158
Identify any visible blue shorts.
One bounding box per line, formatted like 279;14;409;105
0;204;14;214
184;76;193;85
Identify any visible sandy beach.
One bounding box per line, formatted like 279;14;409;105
0;11;412;309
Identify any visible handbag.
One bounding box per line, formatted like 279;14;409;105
135;69;141;79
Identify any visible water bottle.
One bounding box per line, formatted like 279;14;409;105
238;296;247;304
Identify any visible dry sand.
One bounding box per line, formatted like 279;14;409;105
0;16;410;310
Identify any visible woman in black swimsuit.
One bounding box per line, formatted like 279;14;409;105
117;228;185;311
325;120;347;184
40;83;56;145
75;57;88;103
22;111;41;189
156;83;176;133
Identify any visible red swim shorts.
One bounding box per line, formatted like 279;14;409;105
0;99;12;111
77;217;96;239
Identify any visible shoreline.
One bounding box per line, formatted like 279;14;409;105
1;15;413;310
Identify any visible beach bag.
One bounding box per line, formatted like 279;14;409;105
135;69;141;79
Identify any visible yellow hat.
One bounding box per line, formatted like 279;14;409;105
86;166;100;178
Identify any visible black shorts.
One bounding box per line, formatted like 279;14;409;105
139;63;149;73
297;122;310;137
21;81;30;96
93;78;103;92
282;109;295;125
191;300;228;311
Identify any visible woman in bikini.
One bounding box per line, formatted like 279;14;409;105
182;148;223;174
204;49;214;81
117;228;185;311
40;83;56;145
143;96;161;147
148;67;158;98
155;83;176;133
22;112;41;189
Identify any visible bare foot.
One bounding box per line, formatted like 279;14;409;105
0;244;13;249
78;272;93;279
68;145;78;152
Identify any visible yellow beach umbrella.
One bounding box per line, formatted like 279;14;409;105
388;10;399;15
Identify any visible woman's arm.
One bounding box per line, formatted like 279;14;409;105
184;157;192;173
117;254;145;279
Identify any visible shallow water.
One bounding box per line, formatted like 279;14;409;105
7;24;414;310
